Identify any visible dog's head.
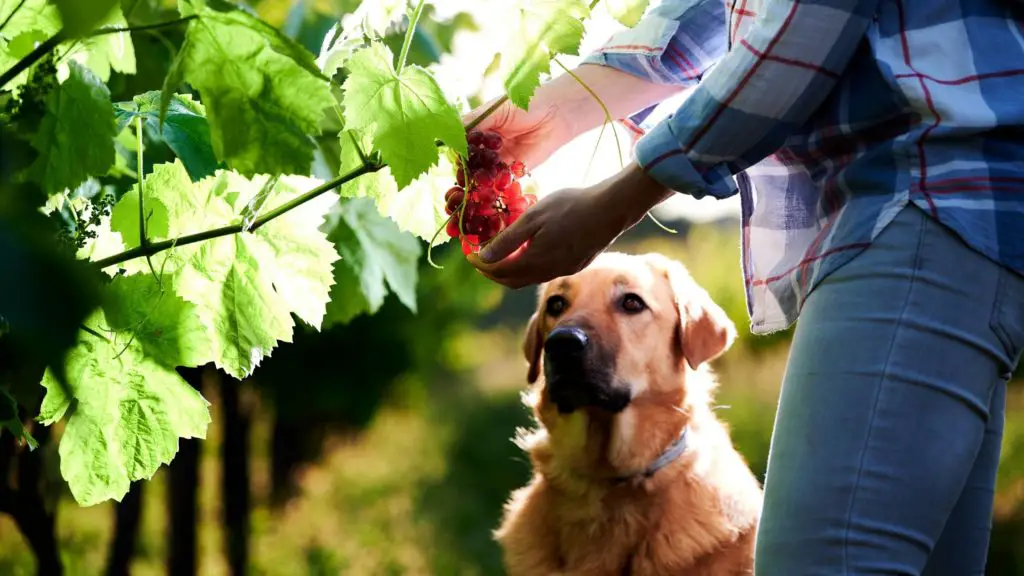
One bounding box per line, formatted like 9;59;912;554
523;252;736;415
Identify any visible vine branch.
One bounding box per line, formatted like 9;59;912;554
91;163;381;270
396;0;427;75
0;32;64;89
0;0;27;34
0;16;196;90
89;15;198;38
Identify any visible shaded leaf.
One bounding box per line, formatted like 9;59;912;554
323;197;420;327
28;60;116;196
163;5;334;176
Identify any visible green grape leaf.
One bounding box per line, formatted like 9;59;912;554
0;0;60;91
28;60;116;196
336;129;394;202
604;0;649;27
162;6;334;176
57;5;136;82
323;197;420;327
116;91;219;181
341;42;467;189
52;0;119;37
0;388;38;450
501;0;589;109
38;311;210;506
0;0;60;39
110;161;340;378
102;274;214;368
316;23;363;78
376;153;455;243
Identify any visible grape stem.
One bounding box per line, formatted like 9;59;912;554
396;0;427;75
552;57;677;235
465;96;509;132
0;16;197;90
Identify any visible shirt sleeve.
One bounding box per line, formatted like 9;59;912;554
632;0;882;198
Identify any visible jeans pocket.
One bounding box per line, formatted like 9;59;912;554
989;267;1024;375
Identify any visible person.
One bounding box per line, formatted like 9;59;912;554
465;0;1024;572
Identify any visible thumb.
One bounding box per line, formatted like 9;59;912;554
479;215;540;264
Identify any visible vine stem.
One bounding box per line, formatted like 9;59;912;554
89;15;197;38
396;0;427;75
0;32;63;89
552;58;677;234
0;16;196;90
0;0;27;34
135;116;161;281
92;163;380;270
465;95;509;132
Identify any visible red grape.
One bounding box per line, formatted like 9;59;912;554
506;194;527;213
475;186;497;204
511;161;526;178
446;218;460;238
445;128;536;255
473;168;495;188
494;168;512;191
482;131;503;151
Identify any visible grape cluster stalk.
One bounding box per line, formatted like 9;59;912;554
445;130;536;255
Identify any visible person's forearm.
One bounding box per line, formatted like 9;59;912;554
539;64;685;141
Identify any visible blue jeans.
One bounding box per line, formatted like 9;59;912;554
754;205;1022;575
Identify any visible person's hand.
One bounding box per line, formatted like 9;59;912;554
463;64;685;171
467;162;673;288
463;90;573;170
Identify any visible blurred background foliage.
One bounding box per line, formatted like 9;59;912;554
0;0;1021;574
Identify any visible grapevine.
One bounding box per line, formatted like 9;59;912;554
0;0;655;511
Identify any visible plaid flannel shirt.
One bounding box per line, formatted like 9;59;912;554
583;0;1024;334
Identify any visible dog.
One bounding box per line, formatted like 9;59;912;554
494;252;763;575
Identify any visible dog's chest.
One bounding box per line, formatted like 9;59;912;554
552;496;722;576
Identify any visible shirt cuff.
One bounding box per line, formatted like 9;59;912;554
633;120;738;199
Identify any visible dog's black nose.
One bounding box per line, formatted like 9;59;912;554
544;327;589;359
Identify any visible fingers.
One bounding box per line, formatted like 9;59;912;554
478;213;541;264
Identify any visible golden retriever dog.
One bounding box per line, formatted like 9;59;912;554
495;252;763;575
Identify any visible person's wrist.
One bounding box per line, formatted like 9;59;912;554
595;162;673;229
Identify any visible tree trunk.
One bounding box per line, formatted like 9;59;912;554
221;376;250;576
269;418;302;507
168;367;204;576
0;425;62;575
105;481;144;576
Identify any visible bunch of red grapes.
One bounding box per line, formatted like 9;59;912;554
445;130;537;255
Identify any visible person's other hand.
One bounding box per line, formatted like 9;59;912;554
463;64;683;171
467;162;673;289
463;91;572;170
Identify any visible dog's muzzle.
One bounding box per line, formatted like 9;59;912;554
543;326;629;414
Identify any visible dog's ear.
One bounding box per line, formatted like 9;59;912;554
659;256;737;370
522;311;543;383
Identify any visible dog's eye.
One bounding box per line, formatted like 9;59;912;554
620;293;647;314
545;295;568;317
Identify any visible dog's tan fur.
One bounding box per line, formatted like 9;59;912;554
495;252;763;575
